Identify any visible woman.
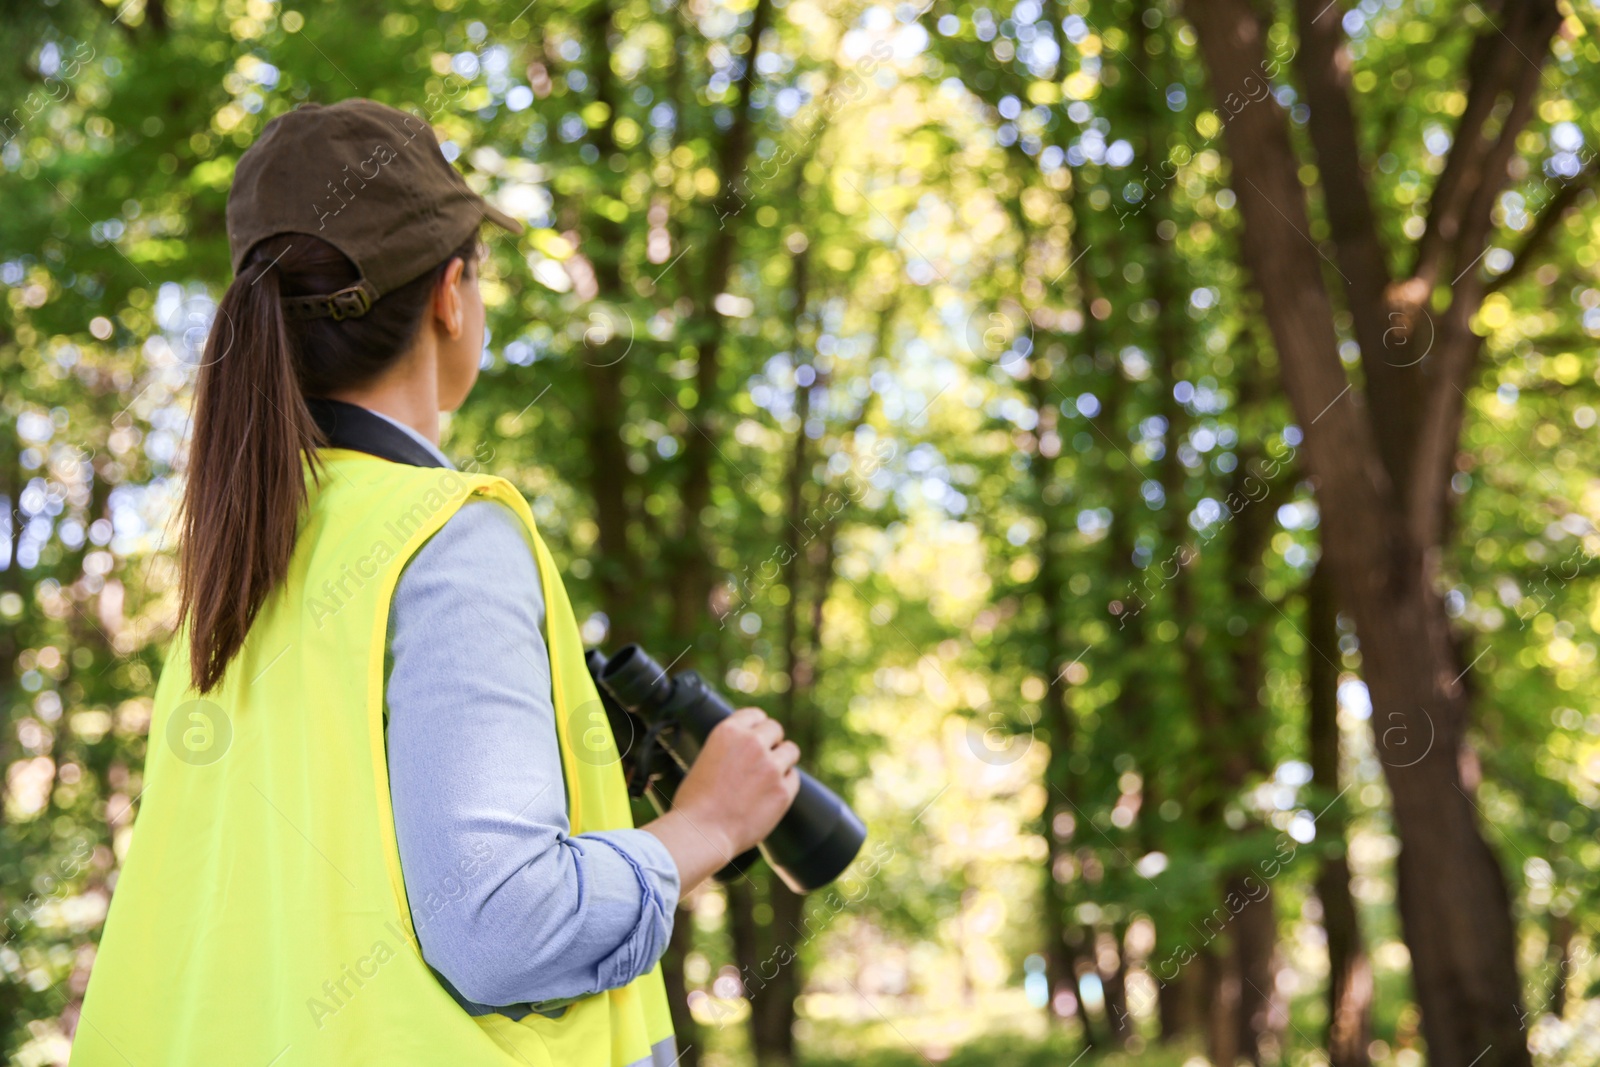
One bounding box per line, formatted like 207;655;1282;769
71;98;801;1067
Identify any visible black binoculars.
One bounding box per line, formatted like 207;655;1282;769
585;645;867;894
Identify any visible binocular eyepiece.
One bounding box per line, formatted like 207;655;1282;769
586;644;867;894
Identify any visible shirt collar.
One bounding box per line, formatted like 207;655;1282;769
364;407;456;470
305;397;453;471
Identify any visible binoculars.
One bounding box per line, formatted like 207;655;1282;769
585;645;867;894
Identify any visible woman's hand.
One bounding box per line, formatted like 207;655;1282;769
643;707;801;892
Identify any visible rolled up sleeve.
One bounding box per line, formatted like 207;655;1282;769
580;829;680;991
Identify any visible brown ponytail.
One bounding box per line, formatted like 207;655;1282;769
179;233;478;693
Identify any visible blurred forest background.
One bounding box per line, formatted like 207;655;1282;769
2;0;1600;1064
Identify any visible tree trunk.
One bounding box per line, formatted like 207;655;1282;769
578;0;642;639
0;409;24;1032
750;886;804;1066
1542;914;1574;1021
576;6;701;1060
1232;878;1279;1066
739;229;817;1067
1159;962;1208;1043
1184;1;1550;1061
728;875;805;1067
1028;163;1102;1053
1043;814;1100;1047
1174;341;1286;1067
1100;924;1134;1045
662;907;700;1067
668;0;773;643
1206;946;1241;1067
1309;562;1373;1067
1202;876;1277;1067
1223;386;1287;1067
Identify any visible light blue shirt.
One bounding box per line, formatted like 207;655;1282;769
375;410;679;1015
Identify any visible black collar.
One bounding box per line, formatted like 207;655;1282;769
306;398;446;470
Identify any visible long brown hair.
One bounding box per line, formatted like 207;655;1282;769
179;233;478;693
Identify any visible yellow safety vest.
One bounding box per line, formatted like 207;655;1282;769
71;450;676;1067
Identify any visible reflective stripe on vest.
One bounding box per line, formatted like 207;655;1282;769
71;451;675;1066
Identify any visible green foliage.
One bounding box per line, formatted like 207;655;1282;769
3;0;1600;1063
801;1028;1194;1067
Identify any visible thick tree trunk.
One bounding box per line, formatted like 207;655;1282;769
1185;2;1546;1061
1309;562;1373;1067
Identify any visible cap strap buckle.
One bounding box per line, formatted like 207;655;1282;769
282;282;375;321
326;284;373;321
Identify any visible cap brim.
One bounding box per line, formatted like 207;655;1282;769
481;201;526;236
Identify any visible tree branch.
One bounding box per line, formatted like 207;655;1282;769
1409;0;1562;288
1293;0;1417;489
1291;0;1390;320
1486;161;1599;294
1447;32;1557;294
1184;0;1401;598
1403;4;1561;554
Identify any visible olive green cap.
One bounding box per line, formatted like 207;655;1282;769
226;98;523;320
